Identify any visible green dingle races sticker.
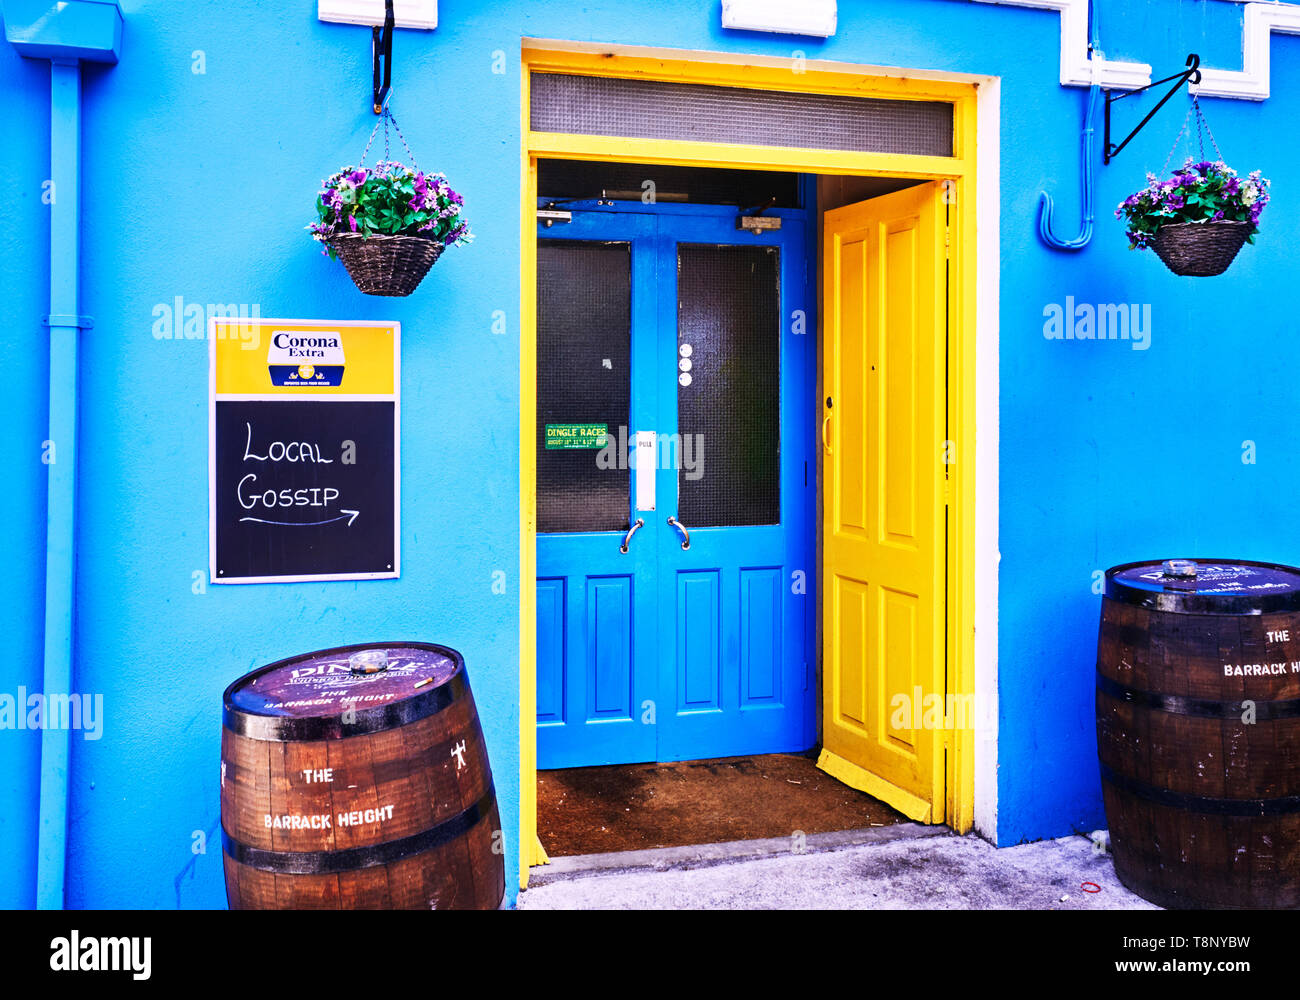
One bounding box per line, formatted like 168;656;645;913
544;423;609;449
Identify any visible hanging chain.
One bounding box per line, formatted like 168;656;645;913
357;107;420;171
1160;94;1226;176
1192;94;1224;163
359;115;383;168
1160;103;1195;176
386;110;418;169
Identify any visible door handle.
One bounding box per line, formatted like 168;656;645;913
620;518;644;554
822;414;832;454
667;516;691;550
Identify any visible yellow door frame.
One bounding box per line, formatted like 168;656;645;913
519;43;979;889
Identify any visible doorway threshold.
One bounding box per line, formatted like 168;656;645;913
539;751;909;859
529;822;951;886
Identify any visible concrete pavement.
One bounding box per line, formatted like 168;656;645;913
518;827;1158;910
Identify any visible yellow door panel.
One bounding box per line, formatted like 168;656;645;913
820;183;946;824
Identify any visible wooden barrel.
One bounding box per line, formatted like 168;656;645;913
221;642;504;909
1096;559;1300;909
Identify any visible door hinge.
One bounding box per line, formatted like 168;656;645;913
943;473;951;507
944;226;951;259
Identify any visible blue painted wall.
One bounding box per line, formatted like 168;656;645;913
2;0;1297;905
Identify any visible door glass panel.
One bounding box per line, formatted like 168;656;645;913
537;240;631;533
676;244;780;527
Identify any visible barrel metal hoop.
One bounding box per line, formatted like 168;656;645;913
222;785;497;874
1096;671;1300;721
1099;763;1300;816
224;672;469;741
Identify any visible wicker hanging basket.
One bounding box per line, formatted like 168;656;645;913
1119;95;1267;278
313;107;468;297
330;232;444;297
1150;220;1251;277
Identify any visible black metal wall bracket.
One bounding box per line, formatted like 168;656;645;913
372;0;395;114
1104;53;1201;164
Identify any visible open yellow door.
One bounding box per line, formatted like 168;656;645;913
818;183;947;824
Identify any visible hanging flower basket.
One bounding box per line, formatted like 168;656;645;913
1115;98;1269;277
1117;160;1268;277
309;109;470;297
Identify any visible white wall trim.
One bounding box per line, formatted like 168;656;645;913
721;0;839;37
969;0;1151;90
969;0;1300;101
318;0;437;30
1192;2;1300;100
973;74;1001;844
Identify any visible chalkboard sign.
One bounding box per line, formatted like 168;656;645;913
209;319;399;584
213;400;396;581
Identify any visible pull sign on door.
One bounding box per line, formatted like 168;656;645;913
635;430;656;511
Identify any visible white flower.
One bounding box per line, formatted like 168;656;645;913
1242;182;1259;206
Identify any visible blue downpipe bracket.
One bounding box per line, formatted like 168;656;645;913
1037;81;1100;251
1037;1;1103;252
2;0;122;62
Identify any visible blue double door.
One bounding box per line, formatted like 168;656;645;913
536;205;814;768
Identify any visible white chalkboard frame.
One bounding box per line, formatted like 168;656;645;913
208;317;401;584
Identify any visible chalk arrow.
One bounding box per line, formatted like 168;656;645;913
240;509;360;528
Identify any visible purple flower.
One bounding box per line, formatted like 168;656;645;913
1118;157;1271;250
312;161;471;251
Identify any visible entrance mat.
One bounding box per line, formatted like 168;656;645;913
538;751;905;857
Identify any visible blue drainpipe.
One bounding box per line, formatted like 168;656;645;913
2;0;123;910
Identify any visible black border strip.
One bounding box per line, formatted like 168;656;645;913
222;785;496;874
1097;671;1300;721
1099;763;1300;816
222;641;468;741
